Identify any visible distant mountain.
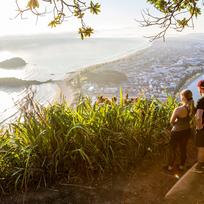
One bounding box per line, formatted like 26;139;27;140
184;33;204;39
0;57;26;69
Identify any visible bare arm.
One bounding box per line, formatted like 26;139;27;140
170;108;179;125
196;109;204;130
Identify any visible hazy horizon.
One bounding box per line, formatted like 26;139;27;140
0;1;204;38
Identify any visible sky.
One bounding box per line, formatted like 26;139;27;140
0;0;204;37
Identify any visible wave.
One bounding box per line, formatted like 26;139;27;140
0;77;53;88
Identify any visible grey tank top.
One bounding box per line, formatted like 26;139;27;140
172;106;191;132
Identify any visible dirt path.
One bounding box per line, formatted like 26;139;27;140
122;154;178;204
122;139;197;204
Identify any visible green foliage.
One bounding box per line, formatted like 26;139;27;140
46;0;100;39
48;13;65;28
147;0;201;28
17;0;101;39
90;1;101;14
27;0;40;9
0;95;177;194
78;27;94;40
177;18;188;28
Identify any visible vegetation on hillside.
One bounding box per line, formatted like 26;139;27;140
0;93;178;194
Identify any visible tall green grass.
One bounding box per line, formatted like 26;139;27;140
0;94;177;194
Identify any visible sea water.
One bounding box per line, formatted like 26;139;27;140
187;74;204;102
0;35;149;123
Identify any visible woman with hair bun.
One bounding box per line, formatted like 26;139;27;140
194;80;204;172
164;89;195;173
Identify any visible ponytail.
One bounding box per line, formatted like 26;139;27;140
187;99;196;118
186;99;196;128
180;89;196;128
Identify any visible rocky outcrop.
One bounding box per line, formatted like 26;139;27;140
165;163;204;204
0;57;26;69
0;77;53;87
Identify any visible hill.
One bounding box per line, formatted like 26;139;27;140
0;57;26;69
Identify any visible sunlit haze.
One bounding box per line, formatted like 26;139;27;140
0;1;204;37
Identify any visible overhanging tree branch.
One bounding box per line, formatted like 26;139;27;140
137;0;201;41
15;0;101;39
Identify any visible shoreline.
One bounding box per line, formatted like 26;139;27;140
55;43;151;104
54;80;79;105
1;37;204;126
56;41;204;103
56;69;204;105
63;43;151;82
181;72;203;89
174;71;203;96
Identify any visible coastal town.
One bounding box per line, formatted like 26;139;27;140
72;37;204;101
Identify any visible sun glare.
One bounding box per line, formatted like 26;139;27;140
0;51;14;61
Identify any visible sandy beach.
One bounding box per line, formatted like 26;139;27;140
55;80;77;105
54;69;129;104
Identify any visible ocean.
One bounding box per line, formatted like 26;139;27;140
0;35;149;124
187;74;204;102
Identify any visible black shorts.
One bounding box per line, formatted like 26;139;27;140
195;129;204;147
171;129;192;138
